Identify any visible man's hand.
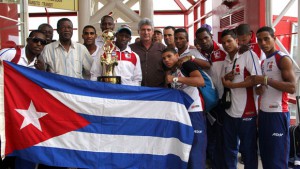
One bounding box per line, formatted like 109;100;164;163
224;71;234;81
166;74;175;84
245;75;265;85
34;59;45;71
255;85;266;95
244;76;256;86
222;77;233;88
177;56;191;67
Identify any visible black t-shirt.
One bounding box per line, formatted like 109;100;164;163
181;61;199;76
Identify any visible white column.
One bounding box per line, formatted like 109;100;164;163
78;0;91;43
91;0;99;15
20;0;29;46
297;3;300;70
139;0;153;21
297;2;300;124
265;0;272;27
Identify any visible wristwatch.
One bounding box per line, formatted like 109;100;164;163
190;55;195;62
173;77;179;83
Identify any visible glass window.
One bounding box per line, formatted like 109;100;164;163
153;15;184;27
205;0;212;14
28;17;47;30
272;0;298;17
205;16;213;33
188;26;194;46
188;12;194;26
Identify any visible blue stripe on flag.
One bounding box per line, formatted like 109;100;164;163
12;146;188;169
78;113;193;145
6;62;192;107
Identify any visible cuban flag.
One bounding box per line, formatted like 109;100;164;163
0;61;194;169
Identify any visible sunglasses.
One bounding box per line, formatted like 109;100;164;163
28;37;47;45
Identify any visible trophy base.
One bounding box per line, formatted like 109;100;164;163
97;76;121;84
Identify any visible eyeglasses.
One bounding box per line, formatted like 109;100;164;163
28;37;47;45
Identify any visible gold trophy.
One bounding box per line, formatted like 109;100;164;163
97;30;121;84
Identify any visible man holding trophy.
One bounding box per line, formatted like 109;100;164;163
90;25;142;86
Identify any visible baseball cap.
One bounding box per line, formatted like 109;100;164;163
117;24;132;36
154;28;162;34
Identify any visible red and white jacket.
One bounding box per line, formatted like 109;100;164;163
201;41;227;99
223;50;262;118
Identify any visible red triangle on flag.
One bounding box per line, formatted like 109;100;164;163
3;63;90;155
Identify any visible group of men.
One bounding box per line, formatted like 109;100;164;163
0;14;296;169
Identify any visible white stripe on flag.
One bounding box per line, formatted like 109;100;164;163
46;89;192;126
35;131;192;162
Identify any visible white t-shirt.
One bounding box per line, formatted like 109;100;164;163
0;48;37;69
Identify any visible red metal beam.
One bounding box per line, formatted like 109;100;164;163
187;0;202;15
288;96;296;104
44;8;50;24
135;10;184;15
153;10;184;15
187;0;195;5
29;12;77;17
29;10;185;18
174;0;187;11
184;13;188;31
194;5;199;33
200;0;205;25
187;11;213;28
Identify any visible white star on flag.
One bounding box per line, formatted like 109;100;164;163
15;101;48;131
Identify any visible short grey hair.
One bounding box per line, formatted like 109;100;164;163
138;18;154;30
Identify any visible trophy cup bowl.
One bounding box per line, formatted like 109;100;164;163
97;30;121;84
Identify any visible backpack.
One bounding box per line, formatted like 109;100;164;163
289;96;300;167
181;67;218;112
289;125;300;167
